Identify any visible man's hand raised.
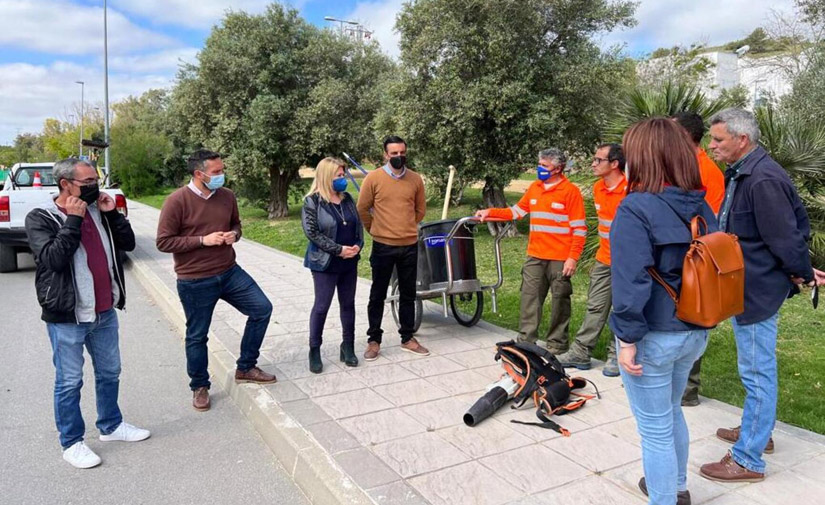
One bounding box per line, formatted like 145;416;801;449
65;196;87;217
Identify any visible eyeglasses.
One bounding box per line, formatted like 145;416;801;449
592;157;610;165
70;178;100;185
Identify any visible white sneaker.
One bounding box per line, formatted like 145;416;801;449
99;422;151;442
62;441;102;469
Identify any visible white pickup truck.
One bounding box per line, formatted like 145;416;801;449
0;162;127;272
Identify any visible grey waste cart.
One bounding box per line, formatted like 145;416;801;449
387;216;512;332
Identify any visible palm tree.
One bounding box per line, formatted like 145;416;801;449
604;81;734;142
756;106;825;267
603;83;825;268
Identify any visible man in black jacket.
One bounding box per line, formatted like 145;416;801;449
699;109;821;483
25;158;149;469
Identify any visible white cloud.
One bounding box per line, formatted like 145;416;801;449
601;0;798;56
0;0;179;56
110;0;302;29
345;0;404;59
109;47;199;73
0;61;176;144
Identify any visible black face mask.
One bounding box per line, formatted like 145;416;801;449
78;183;100;205
389;155;407;170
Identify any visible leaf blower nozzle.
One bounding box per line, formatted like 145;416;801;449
463;376;519;427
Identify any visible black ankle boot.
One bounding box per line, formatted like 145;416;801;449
308;347;323;374
340;341;358;367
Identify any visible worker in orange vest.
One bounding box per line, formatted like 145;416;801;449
556;144;627;376
674;112;725;214
673;112;725;406
476;148;587;353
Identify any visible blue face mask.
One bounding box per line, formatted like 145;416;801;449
203;172;225;191
332;177;348;192
536;166;551;181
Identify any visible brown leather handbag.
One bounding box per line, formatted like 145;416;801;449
648;216;745;327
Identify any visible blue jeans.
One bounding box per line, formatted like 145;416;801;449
176;265;272;390
310;269;357;348
47;309;122;449
731;312;779;473
620;330;708;505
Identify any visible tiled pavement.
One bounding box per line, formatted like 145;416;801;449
126;200;825;505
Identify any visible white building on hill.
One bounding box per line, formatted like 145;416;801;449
640;49;800;108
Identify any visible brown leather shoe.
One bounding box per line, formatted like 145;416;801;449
400;337;430;356
193;387;210;412
700;452;765;483
716;426;774;454
639;477;691;505
234;366;277;384
364;342;380;361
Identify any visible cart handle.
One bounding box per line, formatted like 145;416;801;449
469;216;513;223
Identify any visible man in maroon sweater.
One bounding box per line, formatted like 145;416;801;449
157;149;275;412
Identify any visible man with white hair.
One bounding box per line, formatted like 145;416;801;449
700;108;820;482
476;148;587;351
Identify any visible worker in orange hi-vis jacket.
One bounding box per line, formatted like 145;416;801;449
556;144;627;377
672;112;726;407
673;112;725;214
476;148;586;353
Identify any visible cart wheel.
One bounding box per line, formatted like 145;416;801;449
450;291;483;327
390;279;423;333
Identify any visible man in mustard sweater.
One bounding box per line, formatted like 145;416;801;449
357;136;429;360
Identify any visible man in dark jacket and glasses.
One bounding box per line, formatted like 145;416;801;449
699;108;822;483
25;158;149;469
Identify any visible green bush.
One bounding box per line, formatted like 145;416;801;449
110;126;173;197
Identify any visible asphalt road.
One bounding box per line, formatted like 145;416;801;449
0;253;309;505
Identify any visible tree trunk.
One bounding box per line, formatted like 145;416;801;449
267;167;292;219
450;183;465;206
482;176;519;237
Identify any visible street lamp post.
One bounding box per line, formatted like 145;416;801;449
103;0;110;173
75;80;84;157
323;16;372;40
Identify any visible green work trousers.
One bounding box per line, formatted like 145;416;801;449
570;261;616;358
683;357;702;402
518;256;571;352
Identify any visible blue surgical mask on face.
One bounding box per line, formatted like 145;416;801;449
332;177;348;192
203;172;225;191
536;166;551;181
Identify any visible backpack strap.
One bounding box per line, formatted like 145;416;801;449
510;407;571;437
646;195;704;304
647;268;679;303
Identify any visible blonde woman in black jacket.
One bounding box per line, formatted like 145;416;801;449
301;157;364;373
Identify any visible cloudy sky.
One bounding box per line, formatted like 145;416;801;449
0;0;797;145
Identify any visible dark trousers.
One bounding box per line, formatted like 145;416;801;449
310;268;358;348
368;241;417;344
682;356;702;401
176;265;273;390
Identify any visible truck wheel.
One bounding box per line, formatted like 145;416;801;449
0;244;18;273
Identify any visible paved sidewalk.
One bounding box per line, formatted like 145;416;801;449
126;200;825;505
0;254;308;505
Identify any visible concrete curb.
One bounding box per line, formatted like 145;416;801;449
127;249;375;505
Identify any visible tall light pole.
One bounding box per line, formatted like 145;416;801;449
323;16;372;40
103;0;110;172
75;80;84;157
